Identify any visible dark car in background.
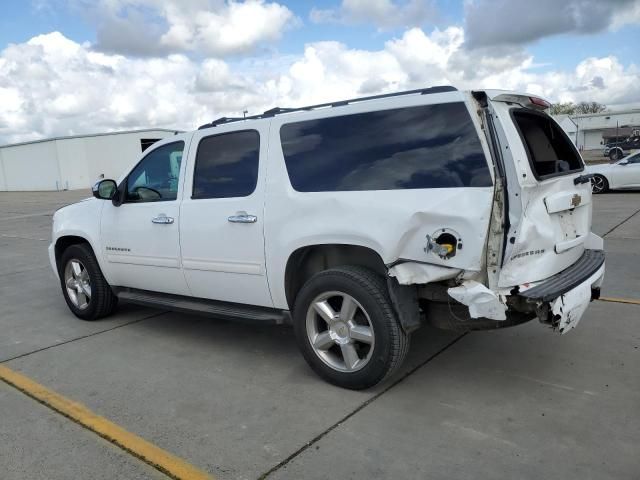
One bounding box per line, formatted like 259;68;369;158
604;134;640;161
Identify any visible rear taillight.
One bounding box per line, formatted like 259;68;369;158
529;96;551;110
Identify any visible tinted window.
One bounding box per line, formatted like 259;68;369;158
193;130;259;199
126;141;184;202
279;102;491;192
626;152;640;164
512;110;583;178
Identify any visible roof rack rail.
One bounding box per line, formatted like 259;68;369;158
198;116;244;129
197;85;456;130
262;107;296;117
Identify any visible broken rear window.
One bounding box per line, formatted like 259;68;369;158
512;109;583;179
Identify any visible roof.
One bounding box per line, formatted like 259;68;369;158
198;85;458;130
602;126;639;138
0;128;183;149
569;108;640;119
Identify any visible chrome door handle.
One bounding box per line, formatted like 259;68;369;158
228;212;257;223
151;214;174;224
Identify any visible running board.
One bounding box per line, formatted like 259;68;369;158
114;288;289;324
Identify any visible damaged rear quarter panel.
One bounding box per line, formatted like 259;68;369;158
264;93;497;309
265;187;494;308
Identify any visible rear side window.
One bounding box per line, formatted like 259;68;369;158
279;102;491;192
512;110;583;179
192;130;259;199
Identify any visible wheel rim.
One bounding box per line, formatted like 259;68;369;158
306;291;375;373
591;176;604;193
64;259;92;310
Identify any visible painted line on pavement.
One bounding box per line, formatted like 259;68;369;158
0;364;214;480
598;296;640;306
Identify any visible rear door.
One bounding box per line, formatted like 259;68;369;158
179;123;273;307
487;96;594;288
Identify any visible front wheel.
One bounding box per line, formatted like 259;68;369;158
293;266;409;390
59;244;118;320
609;149;623;161
591;174;609;194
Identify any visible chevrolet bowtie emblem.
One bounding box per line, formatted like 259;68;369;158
571;194;582;208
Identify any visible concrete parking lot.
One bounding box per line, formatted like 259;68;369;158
1;190;639;480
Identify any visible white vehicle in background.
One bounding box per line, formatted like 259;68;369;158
50;86;605;389
588;151;640;193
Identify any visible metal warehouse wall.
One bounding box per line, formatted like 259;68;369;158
0;130;178;191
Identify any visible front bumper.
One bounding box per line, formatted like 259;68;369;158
519;249;605;333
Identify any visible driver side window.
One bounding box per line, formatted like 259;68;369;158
126;141;184;203
627;153;640;164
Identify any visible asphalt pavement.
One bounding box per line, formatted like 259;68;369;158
1;189;638;480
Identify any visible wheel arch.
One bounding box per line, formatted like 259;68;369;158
54;235;94;272
284;244;387;310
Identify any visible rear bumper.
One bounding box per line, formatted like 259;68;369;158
518;249;605;333
519;249;605;302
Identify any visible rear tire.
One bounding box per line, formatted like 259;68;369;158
293;266;409;390
59;244;118;320
590;174;609;194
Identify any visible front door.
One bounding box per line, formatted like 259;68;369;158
100;139;190;295
612;152;640;188
179;125;272;307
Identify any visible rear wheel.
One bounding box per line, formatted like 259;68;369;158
59;244;118;320
293;266;409;390
590;174;609;194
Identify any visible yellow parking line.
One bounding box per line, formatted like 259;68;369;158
598;296;640;306
0;365;214;480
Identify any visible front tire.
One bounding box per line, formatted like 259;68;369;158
591;174;609;194
609;149;623;161
59;244;118;320
293;266;409;390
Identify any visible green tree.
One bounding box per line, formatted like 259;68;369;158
550;101;607;115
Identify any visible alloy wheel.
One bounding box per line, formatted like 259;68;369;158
591;175;605;193
306;291;375;372
64;259;92;310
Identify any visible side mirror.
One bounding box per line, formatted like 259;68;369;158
92;179;117;200
619;159;629;165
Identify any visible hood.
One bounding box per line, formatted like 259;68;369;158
586;163;614;174
54;197;97;216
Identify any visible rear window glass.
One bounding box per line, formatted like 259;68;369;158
512;110;583;178
280;102;492;192
192;130;259;199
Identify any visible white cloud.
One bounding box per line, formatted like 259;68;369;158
83;0;296;56
310;0;437;29
1;30;639;144
465;0;640;47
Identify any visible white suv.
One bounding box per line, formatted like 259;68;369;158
50;87;605;389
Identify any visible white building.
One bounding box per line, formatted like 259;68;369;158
554;109;640;151
0;129;181;191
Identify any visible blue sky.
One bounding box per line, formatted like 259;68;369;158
3;1;637;70
0;0;639;143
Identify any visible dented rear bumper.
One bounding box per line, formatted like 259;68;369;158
518;249;605;333
518;249;605;303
